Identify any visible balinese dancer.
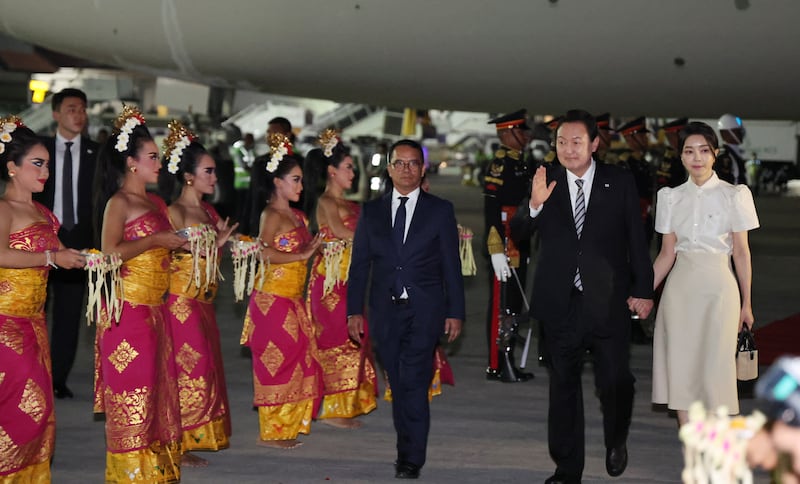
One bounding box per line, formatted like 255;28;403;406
240;133;322;449
162;121;237;466
0;117;85;482
304;130;377;429
93;106;186;483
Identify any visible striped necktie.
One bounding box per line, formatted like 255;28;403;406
573;179;585;291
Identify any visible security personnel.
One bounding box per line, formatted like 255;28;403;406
484;109;534;382
656;117;688;189
716;113;748;185
230;132;255;227
617;117;656;344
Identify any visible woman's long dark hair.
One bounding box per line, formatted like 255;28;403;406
302;143;350;230
92;124;154;246
0;125;42;182
158;141;209;203
247;153;302;235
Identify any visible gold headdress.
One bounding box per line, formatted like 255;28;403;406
266;132;293;173
113;104;146;153
163;120;197;174
0;115;24;155
319;128;340;158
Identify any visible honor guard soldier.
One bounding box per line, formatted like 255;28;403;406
716;114;748;185
617;117;656;344
656;117;688;189
542;116;562;165
595;112;618;165
484;109;534;382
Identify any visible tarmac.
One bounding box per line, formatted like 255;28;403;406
48;174;799;483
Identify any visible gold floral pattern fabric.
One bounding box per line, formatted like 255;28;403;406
94;194;182;480
0;203;57;480
164;202;231;453
308;203;378;420
243;210;322;440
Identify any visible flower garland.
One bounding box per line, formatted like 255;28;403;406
113;104;146;153
163;120;196;174
266;132;293;173
0;115;24;155
177;224;220;293
319;128;340;158
83;249;124;325
230;235;264;301
458;224;477;277
679;402;765;484
321;239;351;296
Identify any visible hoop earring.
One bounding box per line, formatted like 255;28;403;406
129;166;137;173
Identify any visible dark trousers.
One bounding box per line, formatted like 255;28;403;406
48;271;87;387
484;256;528;365
375;304;437;468
543;289;634;479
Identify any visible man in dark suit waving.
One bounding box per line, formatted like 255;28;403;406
34;88;99;399
511;110;653;483
347;139;465;479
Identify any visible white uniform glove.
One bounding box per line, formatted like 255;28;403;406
490;253;510;282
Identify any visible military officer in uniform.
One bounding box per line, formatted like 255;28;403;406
484;109;535;382
655;117;688;190
542;116;562;165
716;113;748;185
594;113;618;165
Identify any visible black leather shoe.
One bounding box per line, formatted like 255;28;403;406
394;461;420;479
606;444;628;477
53;384;74;399
544;473;580;484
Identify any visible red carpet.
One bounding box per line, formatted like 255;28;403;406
754;313;800;366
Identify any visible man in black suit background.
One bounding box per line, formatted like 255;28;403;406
511;110;654;483
347;139;465;479
34;88;99;399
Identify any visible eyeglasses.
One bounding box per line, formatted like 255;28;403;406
389;159;422;170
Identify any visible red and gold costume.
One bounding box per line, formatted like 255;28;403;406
94;194;181;483
308;202;378;419
240;209;322;441
0;202;58;482
165;202;231;453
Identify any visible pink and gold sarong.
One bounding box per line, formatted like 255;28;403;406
241;209;322;441
94;194;181;483
308;204;377;419
165;202;231;452
0;203;58;482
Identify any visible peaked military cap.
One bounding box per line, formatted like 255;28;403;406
617;116;650;135
661;117;689;133
544;116;563;131
595;112;614;131
488;109;530;130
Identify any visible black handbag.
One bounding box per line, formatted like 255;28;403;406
736;326;758;381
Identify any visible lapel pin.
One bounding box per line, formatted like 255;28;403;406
604;183;610;188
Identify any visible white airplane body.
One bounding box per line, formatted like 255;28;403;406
1;0;799;119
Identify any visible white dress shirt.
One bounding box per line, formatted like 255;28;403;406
391;186;421;243
655;172;759;255
53;133;81;225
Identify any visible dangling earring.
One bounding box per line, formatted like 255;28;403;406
129;166;137;173
186;179;193;186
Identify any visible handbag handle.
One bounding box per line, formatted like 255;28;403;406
737;326;756;354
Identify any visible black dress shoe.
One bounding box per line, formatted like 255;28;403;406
606;444;628;477
544;473;580;484
53;384;74;399
394;461;420;479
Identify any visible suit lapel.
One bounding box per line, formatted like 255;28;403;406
583;163;609;235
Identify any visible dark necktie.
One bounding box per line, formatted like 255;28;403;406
62;141;75;231
393;196;408;248
392;196;408;297
573;179;585;291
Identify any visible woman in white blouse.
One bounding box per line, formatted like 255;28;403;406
651;121;759;426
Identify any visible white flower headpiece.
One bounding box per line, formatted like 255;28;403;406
163;120;196;174
0;116;24;155
113;105;146;153
319;128;340;158
267;132;293;173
